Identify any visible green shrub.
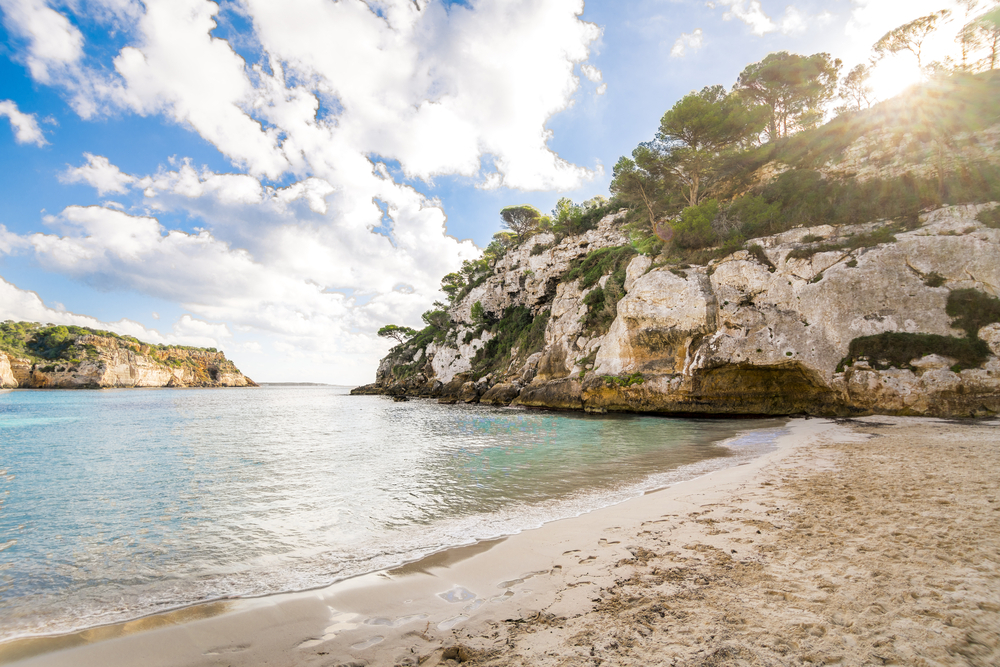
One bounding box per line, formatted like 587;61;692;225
977;206;1000;229
923;272;946;288
725;195;782;239
837;332;990;373
946;288;1000;338
470;306;550;379
562;245;636;289
670;199;718;250
529;242;552;256
787;224;898;260
581;276;624;334
746;244;776;272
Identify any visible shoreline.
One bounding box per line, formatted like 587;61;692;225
6;416;999;666
0;416;786;656
1;417;822;665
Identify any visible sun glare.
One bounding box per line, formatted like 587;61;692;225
867;55;924;101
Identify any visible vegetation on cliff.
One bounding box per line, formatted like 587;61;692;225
362;10;1000;415
0;321;252;389
0;321;220;364
837;290;1000;373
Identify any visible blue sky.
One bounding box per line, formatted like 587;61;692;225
0;0;981;383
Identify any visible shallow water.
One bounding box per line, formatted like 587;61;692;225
0;386;786;639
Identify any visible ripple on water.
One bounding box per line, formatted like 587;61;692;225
0;386;787;639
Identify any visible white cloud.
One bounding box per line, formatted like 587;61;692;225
713;2;828;37
0;99;47;145
0;0;130;117
138;160;264;206
0;194;477;349
717;0;776;36
581;63;603;82
0;0;84;82
61;153;136;194
111;0;288;179
670;28;704;57
15;0;601;190
846;0;962;41
778;6;808;34
0;0;607;382
0;274;227;348
580;64;607;95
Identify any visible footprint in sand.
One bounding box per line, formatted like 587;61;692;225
497;571;547;588
578;555;597;564
437;615;469;630
598;538;620;547
350;636;384;650
364;614;428;628
490;590;515;603
463;598;486;612
297;612;364;648
203;644;249;655
438;586;477;603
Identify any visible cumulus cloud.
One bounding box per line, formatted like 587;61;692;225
778;6;808;34
0;274;230;348
0;99;47;145
0;0;607;382
0;0;128;116
138;160;264;206
0;0;84;82
60;153;136;194
847;0;964;41
581;64;607;94
713;1;827;36
670;28;704;57
717;0;776;35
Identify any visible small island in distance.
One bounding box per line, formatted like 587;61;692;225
0;321;256;389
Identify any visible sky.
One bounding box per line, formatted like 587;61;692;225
0;0;989;384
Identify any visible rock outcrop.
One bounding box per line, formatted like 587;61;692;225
0;333;255;389
355;204;1000;417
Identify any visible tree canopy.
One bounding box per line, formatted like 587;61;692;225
873;10;951;71
499;204;543;242
960;6;1000;71
837;64;875;113
657;85;766;207
736;51;841;140
610;144;672;229
377;324;417;344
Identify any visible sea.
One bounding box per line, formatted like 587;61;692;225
0;385;787;642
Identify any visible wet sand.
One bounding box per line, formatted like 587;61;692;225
6;416;1000;667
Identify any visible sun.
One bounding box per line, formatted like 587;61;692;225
866;55;925;102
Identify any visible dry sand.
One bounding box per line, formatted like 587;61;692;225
5;416;1000;667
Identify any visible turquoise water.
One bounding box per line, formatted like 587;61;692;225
0;386;786;640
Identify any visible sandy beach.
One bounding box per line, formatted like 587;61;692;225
4;416;1000;667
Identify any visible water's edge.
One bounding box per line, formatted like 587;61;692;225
0;414;788;652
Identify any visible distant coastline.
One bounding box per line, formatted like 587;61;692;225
1;321;255;389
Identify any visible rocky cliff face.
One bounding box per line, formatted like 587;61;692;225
354;204;1000;417
0;334;255;389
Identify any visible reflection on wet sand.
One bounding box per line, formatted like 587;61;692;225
0;602;230;665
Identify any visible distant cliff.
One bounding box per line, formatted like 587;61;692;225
0;323;255;389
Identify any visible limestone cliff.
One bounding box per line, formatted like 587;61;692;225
354;204;1000;417
0;326;255;389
